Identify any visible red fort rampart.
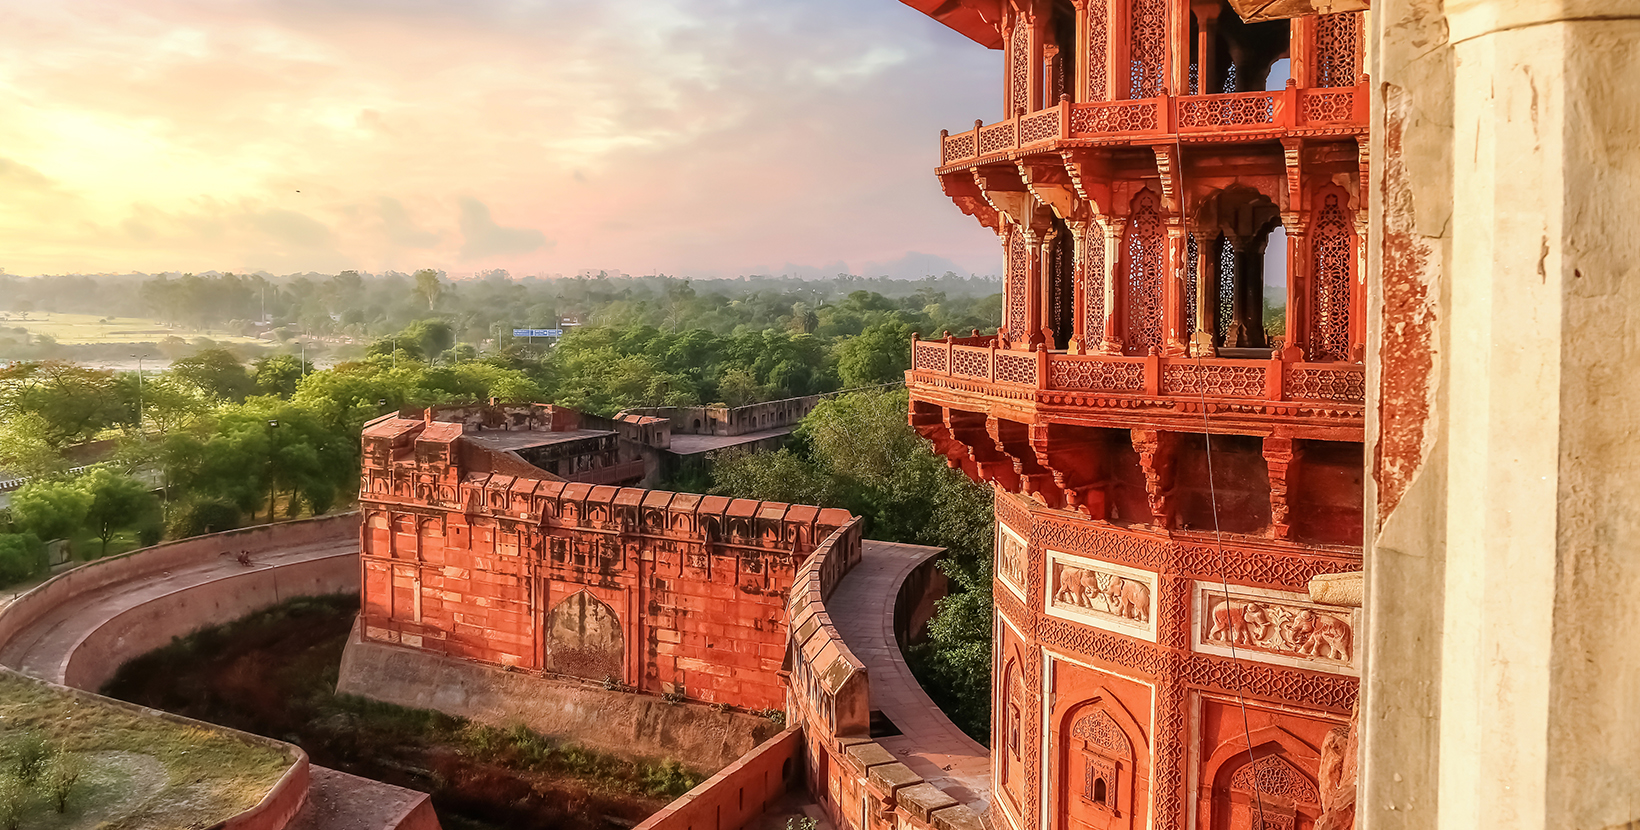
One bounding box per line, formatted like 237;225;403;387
357;411;852;710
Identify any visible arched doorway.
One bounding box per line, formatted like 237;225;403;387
544;591;625;682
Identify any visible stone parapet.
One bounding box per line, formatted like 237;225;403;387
632;729;804;830
784;523;986;830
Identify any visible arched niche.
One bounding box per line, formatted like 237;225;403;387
1193;185;1285;355
1058;687;1150;830
544;591;625;683
1201;727;1323;830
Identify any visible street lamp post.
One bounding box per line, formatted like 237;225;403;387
131;353;145;434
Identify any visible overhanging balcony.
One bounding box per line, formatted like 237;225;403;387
908;335;1363;439
937;85;1367;168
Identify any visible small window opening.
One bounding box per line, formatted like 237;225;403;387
1093;777;1108;804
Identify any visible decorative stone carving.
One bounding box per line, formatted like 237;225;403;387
1046;551;1157;641
998;523;1029;602
1195;583;1358;674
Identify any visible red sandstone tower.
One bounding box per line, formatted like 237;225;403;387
901;1;1367;827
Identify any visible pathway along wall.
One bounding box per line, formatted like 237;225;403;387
785;521;985;830
0;514;360;688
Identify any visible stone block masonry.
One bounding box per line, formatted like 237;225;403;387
359;412;852;711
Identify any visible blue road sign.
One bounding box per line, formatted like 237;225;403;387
512;329;564;338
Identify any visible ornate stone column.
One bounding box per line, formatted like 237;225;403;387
1022;225;1046;349
1163;219;1189;356
1282;213;1309;360
1069;219;1097;353
1038;225;1061;349
1098;216;1127;354
1189;229;1217;356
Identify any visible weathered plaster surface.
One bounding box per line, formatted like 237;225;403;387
1366;0;1640;826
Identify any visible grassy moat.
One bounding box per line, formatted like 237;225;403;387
100;595;704;830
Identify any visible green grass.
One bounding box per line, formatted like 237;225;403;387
0;313;264;346
0;670;292;830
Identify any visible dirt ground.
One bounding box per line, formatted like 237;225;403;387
101;595;686;830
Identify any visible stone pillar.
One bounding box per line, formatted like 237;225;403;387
1039;225;1060;349
1023;226;1046;349
1070;219;1095;353
1098;216;1127;353
1163;220;1189;356
1282;215;1308;360
1363;0;1640;828
1189;230;1216;356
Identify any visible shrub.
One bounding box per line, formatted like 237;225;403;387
0;774;24;830
0;533;45;588
168;497;242;538
42;751;80;813
6;732;49;784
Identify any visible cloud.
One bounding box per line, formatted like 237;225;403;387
458;197;550;260
377;196;439;248
0;157;58;191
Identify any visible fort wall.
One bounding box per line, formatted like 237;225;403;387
0;514;359;687
632;728;804;830
785;522;985;830
360;416;852;710
335;623;781;771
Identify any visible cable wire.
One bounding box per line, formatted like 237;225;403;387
1193;347;1268;828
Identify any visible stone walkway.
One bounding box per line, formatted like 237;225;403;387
828;540;992;809
0;537;357;683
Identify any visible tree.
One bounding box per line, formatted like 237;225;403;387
77;468;159;555
0;361;124;448
9;479;91;542
0;412;66;479
413;269;444;310
0;533;46;588
253;355;311;398
169;349;256;402
834;322;913;387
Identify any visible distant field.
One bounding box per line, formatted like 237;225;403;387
0;313;265;346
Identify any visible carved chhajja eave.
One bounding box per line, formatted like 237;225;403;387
1225;0;1369;23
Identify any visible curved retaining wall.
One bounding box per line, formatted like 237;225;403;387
787;526;984;830
0;514;360;688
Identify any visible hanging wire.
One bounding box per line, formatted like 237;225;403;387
1194;348;1268;827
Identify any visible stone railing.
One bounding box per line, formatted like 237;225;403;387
787;518;868;738
910;336;1366;406
939;83;1368;166
784;521;985;830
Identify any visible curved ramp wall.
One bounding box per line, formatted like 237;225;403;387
0;514;360;689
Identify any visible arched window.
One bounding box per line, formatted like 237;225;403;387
1310;191;1355;361
1129;0;1167;98
1093;777;1108;804
1123;190;1164;354
1314;12;1362;88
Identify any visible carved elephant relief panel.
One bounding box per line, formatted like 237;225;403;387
1045;550;1158;643
1193;583;1358;675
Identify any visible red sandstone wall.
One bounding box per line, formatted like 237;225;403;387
359;430;851;711
784;523;984;830
633;728;803;830
0;514;359;687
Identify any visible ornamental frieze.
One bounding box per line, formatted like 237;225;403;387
1195;583;1359;675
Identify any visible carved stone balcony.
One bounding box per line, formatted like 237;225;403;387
908;335;1364;438
937;84;1367;169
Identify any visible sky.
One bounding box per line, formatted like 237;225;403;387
0;0;1004;279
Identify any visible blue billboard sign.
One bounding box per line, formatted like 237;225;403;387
511;329;563;338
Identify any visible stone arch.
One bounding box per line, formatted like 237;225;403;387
544;591;625;683
1058;687;1149;830
1120;188;1166;355
1202;726;1323;830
